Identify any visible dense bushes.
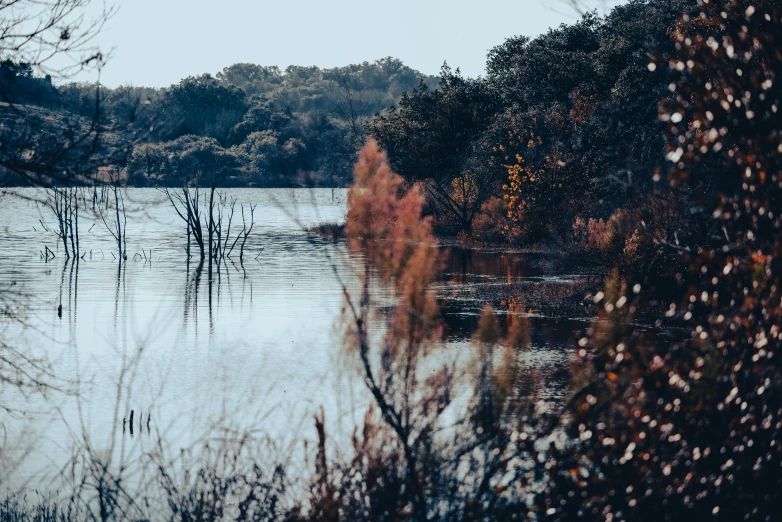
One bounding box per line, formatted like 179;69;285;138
367;0;692;246
368;66;503;233
539;1;782;520
0;60;59;106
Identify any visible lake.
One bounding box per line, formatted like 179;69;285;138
0;187;586;493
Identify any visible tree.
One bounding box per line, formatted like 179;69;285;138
226;97;292;146
0;0;112;81
368;65;502;233
157;74;248;144
312;141;543;520
216;63;283;96
494;0;690;240
103;83;158;125
0;59;59;105
128;135;242;186
538;1;782;519
0;0;119;186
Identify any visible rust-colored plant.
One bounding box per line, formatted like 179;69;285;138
322;140;541;520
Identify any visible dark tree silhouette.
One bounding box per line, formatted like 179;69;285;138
538;2;782;520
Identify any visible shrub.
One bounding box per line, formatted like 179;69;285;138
472;196;532;245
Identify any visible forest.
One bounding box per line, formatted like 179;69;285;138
0;57;437;187
2;0;701;252
0;0;781;520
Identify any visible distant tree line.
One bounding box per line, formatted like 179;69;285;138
1;0;695;239
0;58;437;187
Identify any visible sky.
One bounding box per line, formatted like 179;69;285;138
76;0;615;88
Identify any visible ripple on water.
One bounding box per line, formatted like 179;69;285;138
0;187;583;487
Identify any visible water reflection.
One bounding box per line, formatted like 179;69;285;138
122;409;151;437
0;188;587;489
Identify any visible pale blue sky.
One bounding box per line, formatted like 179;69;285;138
80;0;617;87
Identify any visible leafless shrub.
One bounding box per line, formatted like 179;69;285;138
0;0;114;80
153;431;290;522
97;168;127;262
46;186;81;258
162;180;206;261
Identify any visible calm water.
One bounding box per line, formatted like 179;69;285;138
0;188;585;490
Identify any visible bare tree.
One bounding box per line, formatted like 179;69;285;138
161;178;206;261
237;202;256;264
0;0;114;80
46;185;81;258
211;192;236;264
548;0;616;17
163;176;258;271
326;73;368;149
207;178;215;276
97;167;127;262
0;1;127;189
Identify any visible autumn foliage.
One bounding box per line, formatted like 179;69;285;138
309;140;542;520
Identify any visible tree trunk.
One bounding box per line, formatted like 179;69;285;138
208;180;215;279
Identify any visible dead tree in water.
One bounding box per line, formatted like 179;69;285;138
207;180;215;277
162;180;205;261
98;169;127;261
51;188;69;257
224;202;257;264
164;177;257;267
212;192;237;266
47;186;80;258
238;203;256;264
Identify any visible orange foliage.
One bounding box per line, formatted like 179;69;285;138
346;139;441;355
472;196;532;244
